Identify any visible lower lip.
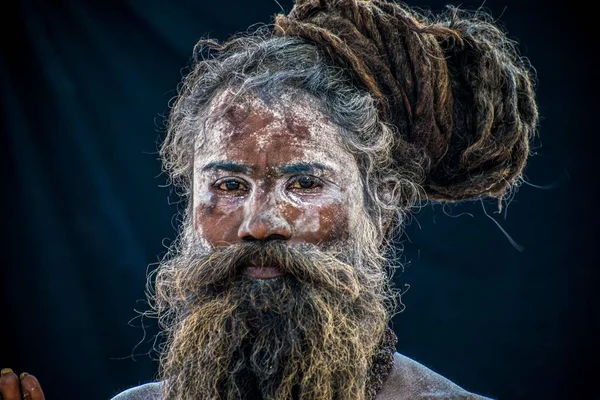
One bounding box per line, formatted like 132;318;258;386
243;266;285;279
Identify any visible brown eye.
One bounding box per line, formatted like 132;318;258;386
217;180;248;191
290;176;319;190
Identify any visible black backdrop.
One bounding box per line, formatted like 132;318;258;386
1;0;598;399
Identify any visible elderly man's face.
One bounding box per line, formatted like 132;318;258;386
157;90;389;400
192;90;364;275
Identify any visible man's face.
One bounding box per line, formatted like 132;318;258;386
156;89;389;400
192;89;364;261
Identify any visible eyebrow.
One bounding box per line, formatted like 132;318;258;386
200;161;333;175
201;161;253;174
275;162;332;175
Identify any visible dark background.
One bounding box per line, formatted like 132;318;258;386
1;0;597;399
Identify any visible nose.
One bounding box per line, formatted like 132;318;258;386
237;193;292;242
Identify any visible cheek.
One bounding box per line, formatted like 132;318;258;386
193;195;245;244
285;201;350;244
316;203;350;243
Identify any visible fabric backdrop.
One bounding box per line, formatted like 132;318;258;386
1;0;597;399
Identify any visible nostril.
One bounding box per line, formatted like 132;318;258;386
264;234;288;242
241;234;287;242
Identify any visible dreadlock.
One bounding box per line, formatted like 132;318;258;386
161;0;539;242
274;0;538;202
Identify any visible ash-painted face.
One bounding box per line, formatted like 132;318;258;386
192;89;364;276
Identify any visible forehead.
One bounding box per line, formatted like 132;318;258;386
195;89;355;169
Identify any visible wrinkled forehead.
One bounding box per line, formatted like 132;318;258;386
195;88;346;153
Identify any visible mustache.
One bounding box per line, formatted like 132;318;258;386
176;241;363;299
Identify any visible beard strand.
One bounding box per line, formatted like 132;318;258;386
152;240;392;400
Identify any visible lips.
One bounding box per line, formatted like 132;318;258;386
243;265;285;279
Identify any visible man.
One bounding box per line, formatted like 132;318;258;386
0;0;537;398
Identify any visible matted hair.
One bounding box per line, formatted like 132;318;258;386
161;0;538;241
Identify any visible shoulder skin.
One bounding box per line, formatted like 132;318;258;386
110;353;494;400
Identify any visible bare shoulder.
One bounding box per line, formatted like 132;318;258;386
107;354;492;400
110;382;162;400
376;353;494;400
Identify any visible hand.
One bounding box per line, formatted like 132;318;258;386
0;369;45;400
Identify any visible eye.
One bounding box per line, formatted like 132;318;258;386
215;179;249;192
289;175;321;190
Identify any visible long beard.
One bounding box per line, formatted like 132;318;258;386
152;240;392;400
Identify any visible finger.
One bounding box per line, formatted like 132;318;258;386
20;374;45;400
0;368;21;400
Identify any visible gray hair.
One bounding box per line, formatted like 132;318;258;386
161;29;425;245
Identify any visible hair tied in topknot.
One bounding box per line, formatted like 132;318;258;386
274;0;538;204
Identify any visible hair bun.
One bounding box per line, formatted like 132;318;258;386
275;0;538;202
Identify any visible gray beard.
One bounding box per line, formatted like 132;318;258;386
153;241;393;400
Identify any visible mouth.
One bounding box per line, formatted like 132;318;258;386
242;264;286;279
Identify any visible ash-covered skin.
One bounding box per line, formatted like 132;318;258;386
154;88;393;400
192;89;365;252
